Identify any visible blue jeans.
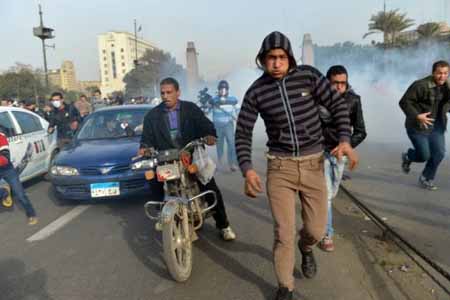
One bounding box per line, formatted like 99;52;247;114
215;121;238;167
0;166;36;217
406;126;446;181
323;153;347;237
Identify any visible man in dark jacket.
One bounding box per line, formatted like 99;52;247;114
318;65;367;252
235;31;358;300
47;92;81;149
139;77;236;241
400;60;450;190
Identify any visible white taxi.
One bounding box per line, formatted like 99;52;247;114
0;106;58;182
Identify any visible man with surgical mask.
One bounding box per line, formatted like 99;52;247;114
47;92;81;148
210;80;239;172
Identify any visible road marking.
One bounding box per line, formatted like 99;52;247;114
26;205;91;242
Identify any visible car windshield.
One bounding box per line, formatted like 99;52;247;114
76;109;148;140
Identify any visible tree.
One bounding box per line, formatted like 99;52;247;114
123;48;186;99
417;22;441;41
364;9;414;48
84;85;100;96
0;63;52;101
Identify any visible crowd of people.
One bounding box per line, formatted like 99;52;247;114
1;29;449;300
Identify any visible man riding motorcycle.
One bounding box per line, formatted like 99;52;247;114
139;77;236;241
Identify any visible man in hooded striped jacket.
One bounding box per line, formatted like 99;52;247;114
235;31;358;300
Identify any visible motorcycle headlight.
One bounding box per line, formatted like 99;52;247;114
131;159;155;170
50;165;79;176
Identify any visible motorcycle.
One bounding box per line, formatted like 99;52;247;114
132;138;217;282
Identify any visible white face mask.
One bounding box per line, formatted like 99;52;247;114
52;100;61;108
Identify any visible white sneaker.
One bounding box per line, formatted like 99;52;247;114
221;226;236;241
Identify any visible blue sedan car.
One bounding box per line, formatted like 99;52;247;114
50;105;158;201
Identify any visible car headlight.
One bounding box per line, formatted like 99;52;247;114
50;165;79;176
131;159;155;170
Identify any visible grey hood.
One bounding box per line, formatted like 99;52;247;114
256;31;297;71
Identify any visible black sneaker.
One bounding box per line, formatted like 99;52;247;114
274;287;293;300
401;152;411;174
418;176;438;191
298;241;317;279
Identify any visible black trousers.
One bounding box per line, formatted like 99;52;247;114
150;177;230;229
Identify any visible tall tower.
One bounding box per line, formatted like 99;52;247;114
301;34;314;66
186;41;200;95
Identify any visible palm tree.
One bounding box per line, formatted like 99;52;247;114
364;9;415;47
417;22;441;40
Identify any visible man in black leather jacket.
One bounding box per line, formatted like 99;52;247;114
139;77;236;241
319;65;367;252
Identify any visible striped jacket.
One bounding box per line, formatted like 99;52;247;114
235;65;352;175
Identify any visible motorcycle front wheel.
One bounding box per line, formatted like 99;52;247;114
162;205;192;282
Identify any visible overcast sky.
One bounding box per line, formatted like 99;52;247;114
1;0;448;80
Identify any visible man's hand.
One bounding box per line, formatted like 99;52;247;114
205;135;216;146
417;112;434;129
70;121;79;131
244;169;263;198
331;142;359;171
47;127;54;134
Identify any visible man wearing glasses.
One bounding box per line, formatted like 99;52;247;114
319;65;367;252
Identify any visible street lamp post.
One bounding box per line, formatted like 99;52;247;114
33;4;55;89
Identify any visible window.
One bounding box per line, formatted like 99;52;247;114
122;69;126;74
12;111;43;134
103;56;107;61
104;64;107;68
111;51;117;79
111;43;114;47
102;49;106;54
122;62;125;67
121;55;125;60
104;71;108;75
121;48;124;52
105;77;109;82
0;112;17;137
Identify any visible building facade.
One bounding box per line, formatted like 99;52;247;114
48;60;79;91
186;41;200;96
97;31;157;95
79;80;101;94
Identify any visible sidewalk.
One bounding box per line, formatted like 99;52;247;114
295;185;446;300
228;151;448;300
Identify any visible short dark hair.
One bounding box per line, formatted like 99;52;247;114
432;60;450;73
326;65;348;80
50;92;64;100
93;89;101;95
79;94;87;99
160;77;179;91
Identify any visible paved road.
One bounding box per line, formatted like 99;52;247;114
344;141;450;269
0;147;447;300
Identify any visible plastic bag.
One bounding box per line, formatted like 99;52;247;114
192;146;216;185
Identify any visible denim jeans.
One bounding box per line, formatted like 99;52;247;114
406;126;446;181
215;121;238;167
323;153;347;237
0;166;36;217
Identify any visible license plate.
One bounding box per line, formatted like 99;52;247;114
156;164;180;181
90;182;120;198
